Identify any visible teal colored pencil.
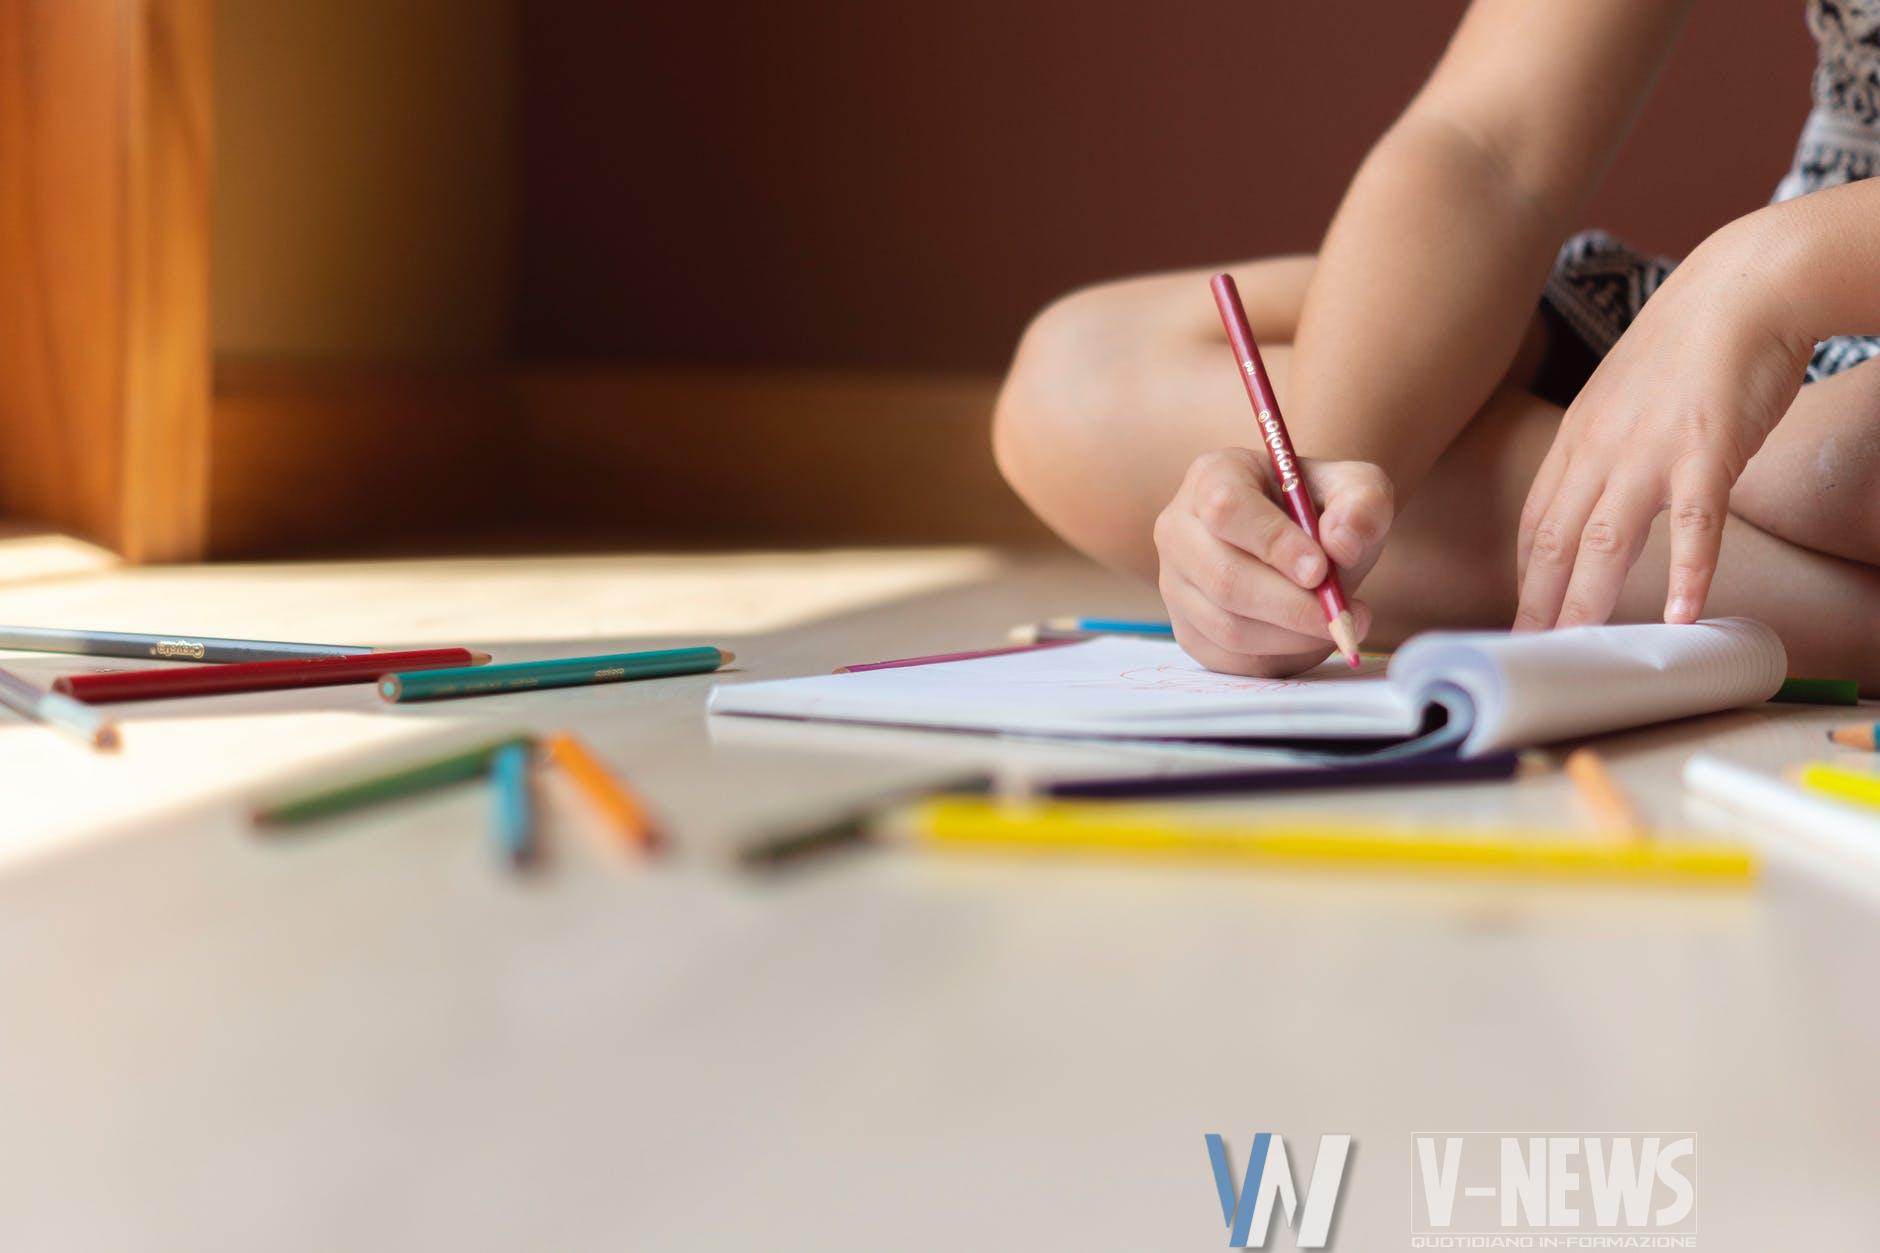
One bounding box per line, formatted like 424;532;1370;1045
490;742;536;865
377;646;734;703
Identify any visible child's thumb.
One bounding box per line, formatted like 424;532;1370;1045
1313;461;1395;569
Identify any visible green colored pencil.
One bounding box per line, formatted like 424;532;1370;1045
253;734;533;827
377;646;734;703
1773;676;1861;706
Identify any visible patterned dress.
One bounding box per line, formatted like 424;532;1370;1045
1543;0;1880;386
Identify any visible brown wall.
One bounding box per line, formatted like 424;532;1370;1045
214;0;514;361
518;1;1817;373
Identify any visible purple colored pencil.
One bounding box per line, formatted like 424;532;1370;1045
1040;752;1521;799
833;638;1076;674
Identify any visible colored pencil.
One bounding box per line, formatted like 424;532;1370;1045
1772;677;1860;706
835;639;1074;673
910;796;1754;883
546;732;660;851
1045;617;1175;637
0;626;370;664
490;742;537;866
1007;624;1110;644
0;666;119;750
1684;753;1880;874
378;646;733;702
1796;762;1880;813
253;734;533;827
1039;751;1519;799
1210;273;1361;667
1564;748;1649;840
54;647;490;704
737;772;996;871
1829;723;1879;751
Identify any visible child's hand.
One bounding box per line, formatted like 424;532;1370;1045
1155;447;1391;676
1514;228;1816;630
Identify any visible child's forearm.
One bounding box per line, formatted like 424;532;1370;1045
1741;179;1880;345
1285;113;1571;497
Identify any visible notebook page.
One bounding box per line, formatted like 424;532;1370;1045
1388;617;1787;754
708;637;1418;739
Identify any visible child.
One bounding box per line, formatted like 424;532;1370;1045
993;0;1880;689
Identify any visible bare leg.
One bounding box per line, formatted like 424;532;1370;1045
996;260;1880;689
1732;357;1880;567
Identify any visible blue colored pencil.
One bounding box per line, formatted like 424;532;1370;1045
1048;617;1175;637
1010;618;1176;644
0;625;370;663
378;646;734;702
490;742;536;865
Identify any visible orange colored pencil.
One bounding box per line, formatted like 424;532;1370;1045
1565;748;1648;840
1828;723;1878;751
546;732;660;851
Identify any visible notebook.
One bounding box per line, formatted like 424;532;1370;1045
708;618;1788;756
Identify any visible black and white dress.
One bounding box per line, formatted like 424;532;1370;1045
1542;0;1880;389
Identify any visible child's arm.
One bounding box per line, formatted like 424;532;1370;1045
1288;0;1692;491
1515;177;1880;631
1159;0;1692;675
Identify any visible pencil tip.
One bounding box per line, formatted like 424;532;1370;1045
717;649;736;667
1328;612;1362;668
468;650;493;664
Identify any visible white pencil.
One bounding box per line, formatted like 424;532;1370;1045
1683;753;1879;871
0;666;119;750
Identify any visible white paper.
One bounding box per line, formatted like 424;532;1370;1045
708;618;1788;753
1389;617;1787;753
708;638;1413;739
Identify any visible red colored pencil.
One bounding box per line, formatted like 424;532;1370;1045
1208;273;1361;667
54;647;491;704
833;639;1074;673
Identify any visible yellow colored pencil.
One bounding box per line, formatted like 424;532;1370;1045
1796;762;1880;813
546;732;660;851
907;796;1753;884
1564;748;1648;841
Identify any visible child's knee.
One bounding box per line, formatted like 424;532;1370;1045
993;284;1131;498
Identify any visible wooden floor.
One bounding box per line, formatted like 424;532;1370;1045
0;537;1875;1249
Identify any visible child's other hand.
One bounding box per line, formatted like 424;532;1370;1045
1515;226;1815;630
1155;447;1391;676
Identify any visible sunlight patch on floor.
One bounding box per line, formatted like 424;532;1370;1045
0;532;121;585
0;709;482;871
0;547;1002;646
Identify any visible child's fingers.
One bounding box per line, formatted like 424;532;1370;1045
1663;458;1729;624
1552;477;1660;628
1162;573;1334;677
1517;434;1573;589
1188;454;1327;588
1309;461;1394;568
1161;514;1347;648
1513;469;1606;632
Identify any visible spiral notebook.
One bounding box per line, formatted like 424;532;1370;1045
708;618;1788;756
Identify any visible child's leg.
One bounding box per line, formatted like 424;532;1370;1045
1730;359;1880;568
994;257;1317;578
